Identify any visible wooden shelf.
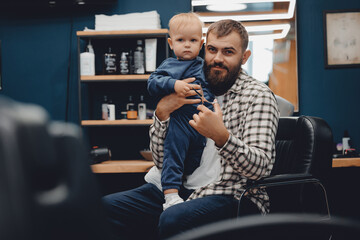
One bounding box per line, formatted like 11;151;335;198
92;158;358;173
81;119;153;126
76;29;168;37
332;158;360;168
81;74;150;82
91;160;154;173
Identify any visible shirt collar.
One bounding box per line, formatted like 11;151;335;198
226;70;249;95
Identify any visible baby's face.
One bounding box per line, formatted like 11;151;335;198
168;24;204;61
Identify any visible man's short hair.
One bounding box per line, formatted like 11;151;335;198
206;19;249;51
168;12;204;38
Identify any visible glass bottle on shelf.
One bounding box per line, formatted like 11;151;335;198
126;95;137;120
134;40;145;74
120;52;129;75
128;50;135;74
107;99;116;120
126;95;135;111
342;130;351;154
101;95;109;120
138;95;147;120
103;47;117;74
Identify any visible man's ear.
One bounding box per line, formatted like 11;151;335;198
241;50;251;65
168;38;173;50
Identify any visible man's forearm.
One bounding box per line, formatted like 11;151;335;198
213;128;230;148
155;107;171;122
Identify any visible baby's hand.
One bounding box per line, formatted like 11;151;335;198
174;80;193;97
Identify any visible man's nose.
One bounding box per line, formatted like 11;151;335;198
213;51;224;63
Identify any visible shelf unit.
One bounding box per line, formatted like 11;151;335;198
77;29;169;170
76;29;169;123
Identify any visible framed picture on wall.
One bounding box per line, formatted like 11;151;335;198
323;9;360;68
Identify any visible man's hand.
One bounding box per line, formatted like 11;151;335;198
156;78;201;121
189;99;229;148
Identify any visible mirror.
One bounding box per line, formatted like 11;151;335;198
192;0;298;111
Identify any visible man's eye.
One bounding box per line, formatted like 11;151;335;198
224;50;234;55
208;47;216;53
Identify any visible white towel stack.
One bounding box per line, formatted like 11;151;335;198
95;10;161;31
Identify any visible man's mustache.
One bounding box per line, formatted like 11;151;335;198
209;63;229;72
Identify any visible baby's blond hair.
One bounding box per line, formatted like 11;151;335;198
168;12;204;38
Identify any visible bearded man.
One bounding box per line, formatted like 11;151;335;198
102;19;280;240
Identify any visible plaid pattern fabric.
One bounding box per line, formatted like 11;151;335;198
149;71;279;214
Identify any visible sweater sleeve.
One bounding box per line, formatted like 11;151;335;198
147;59;177;97
147;58;201;97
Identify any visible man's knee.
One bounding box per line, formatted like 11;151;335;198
158;204;188;238
158;195;240;238
102;194;117;212
101;192;129;218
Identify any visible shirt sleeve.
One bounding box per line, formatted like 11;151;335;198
149;112;169;169
218;91;279;180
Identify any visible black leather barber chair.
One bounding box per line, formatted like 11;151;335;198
238;116;333;216
0;96;108;240
170;117;338;240
168;213;360;240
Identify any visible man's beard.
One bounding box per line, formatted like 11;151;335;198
204;60;242;96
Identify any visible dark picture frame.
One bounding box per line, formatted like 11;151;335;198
323;9;360;69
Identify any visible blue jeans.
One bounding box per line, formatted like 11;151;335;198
102;183;260;239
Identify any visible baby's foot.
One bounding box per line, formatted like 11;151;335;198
163;193;184;210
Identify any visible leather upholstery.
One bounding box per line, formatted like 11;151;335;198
266;116;333;213
275;95;295;117
273;116;333;181
0;96;108;240
169;213;360;240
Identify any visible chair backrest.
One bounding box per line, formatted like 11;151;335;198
269;116;333;213
275;95;295;116
0;96;107;240
272;116;333;179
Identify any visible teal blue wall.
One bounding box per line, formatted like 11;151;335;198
0;0;359;149
0;0;190;122
297;0;360;149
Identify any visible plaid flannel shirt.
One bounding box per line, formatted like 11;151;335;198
149;71;279;214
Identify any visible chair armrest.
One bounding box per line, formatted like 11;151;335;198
238;174;330;217
246;173;321;189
